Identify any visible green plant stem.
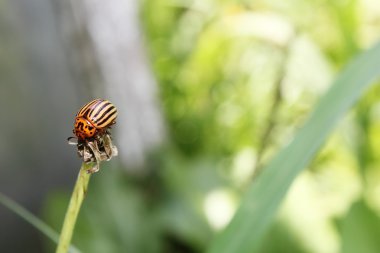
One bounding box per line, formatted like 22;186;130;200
56;163;92;253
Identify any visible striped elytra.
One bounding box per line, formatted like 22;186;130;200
73;99;118;140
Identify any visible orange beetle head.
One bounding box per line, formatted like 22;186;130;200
73;117;97;140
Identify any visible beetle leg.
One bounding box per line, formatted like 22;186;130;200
67;137;78;145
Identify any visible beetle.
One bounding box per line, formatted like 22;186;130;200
68;99;118;173
73;99;118;140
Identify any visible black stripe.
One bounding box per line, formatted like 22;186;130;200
97;110;117;126
77;99;99;117
84;100;103;118
92;102;112;119
94;105;114;122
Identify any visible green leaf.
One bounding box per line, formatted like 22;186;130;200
338;200;380;253
0;192;81;253
207;41;380;253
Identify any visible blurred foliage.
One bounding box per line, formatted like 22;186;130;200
42;0;380;252
207;42;380;253
337;200;380;253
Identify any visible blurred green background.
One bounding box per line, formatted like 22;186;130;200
1;0;380;252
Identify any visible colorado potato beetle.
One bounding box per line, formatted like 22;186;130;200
69;98;118;173
73;99;118;140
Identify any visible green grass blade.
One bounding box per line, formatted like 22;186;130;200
207;41;380;253
0;192;81;253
